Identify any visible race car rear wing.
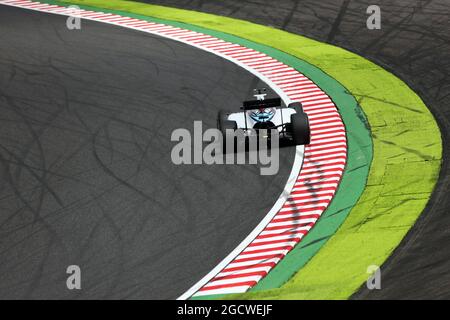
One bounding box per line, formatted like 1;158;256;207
241;97;282;111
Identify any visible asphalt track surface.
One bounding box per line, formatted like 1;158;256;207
143;0;450;299
0;6;296;299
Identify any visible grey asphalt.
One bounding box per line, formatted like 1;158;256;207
0;6;295;299
143;0;450;299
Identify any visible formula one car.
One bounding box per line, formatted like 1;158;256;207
217;88;310;146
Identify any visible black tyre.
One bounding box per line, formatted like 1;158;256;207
288;102;304;112
290;112;310;145
217;110;237;152
217;110;237;132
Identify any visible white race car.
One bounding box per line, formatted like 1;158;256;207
217;89;310;146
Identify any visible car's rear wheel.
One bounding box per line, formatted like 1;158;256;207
218;110;238;152
290;112;310;145
218;110;237;132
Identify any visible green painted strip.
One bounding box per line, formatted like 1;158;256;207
36;0;441;299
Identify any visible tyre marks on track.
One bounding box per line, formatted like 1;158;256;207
0;0;347;298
